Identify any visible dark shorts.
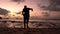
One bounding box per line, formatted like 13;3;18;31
24;15;29;20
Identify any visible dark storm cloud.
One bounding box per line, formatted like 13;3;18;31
0;8;9;15
11;0;25;4
51;0;60;5
40;6;60;11
38;0;60;11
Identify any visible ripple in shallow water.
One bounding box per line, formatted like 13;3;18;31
0;21;60;28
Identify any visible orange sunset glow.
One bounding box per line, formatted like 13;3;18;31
0;1;42;18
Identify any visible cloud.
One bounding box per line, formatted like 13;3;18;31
38;0;60;11
51;0;60;5
0;8;10;15
16;11;21;14
11;0;25;4
40;6;60;11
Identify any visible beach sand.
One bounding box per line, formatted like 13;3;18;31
0;28;60;34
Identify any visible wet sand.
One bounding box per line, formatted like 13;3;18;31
0;28;60;34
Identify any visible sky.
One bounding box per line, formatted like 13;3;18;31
0;0;60;20
0;0;41;16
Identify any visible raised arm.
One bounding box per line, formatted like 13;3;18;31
30;8;33;11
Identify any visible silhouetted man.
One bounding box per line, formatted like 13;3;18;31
22;5;33;28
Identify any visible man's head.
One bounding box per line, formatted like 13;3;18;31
24;5;27;8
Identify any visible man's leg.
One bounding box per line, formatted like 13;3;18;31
24;16;26;28
26;17;29;28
